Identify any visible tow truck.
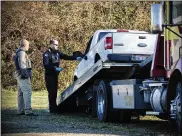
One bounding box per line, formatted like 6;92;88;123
58;1;182;133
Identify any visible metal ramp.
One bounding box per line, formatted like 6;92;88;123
57;60;103;105
139;55;153;68
57;59;145;106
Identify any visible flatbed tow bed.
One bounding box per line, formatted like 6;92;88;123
57;57;153;108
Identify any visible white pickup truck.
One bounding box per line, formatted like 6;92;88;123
73;29;158;80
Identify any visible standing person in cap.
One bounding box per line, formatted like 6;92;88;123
43;39;82;113
14;39;37;116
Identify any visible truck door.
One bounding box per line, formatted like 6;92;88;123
76;36;93;78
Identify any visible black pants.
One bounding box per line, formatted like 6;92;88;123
45;74;58;113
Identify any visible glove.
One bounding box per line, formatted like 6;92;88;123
55;67;63;72
76;57;82;61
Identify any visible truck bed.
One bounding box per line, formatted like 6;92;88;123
57;59;149;106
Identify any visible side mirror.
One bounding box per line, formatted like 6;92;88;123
180;46;182;58
151;4;163;33
84;56;87;60
73;51;84;58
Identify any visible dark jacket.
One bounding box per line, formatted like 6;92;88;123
43;48;76;75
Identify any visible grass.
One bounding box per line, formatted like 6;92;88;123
1;90;176;136
1;90;49;110
1;90;162;121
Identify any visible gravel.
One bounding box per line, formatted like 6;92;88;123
1;109;177;136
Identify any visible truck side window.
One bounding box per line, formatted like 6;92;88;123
98;32;109;42
172;1;182;24
84;36;93;55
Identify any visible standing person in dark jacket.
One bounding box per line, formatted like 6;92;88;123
43;39;82;113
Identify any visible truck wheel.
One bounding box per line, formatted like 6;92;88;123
96;80;110;122
170;76;182;133
175;81;181;133
92;80;100;117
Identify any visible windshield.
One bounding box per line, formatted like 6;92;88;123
172;1;182;24
98;32;110;42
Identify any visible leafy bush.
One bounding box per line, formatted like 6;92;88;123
1;1;157;92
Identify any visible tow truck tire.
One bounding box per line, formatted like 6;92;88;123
176;79;182;133
169;72;182;134
92;80;100;117
96;80;111;122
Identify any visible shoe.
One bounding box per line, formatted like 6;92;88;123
25;113;38;116
16;112;25;115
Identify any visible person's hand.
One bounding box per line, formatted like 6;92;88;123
28;70;32;80
76;57;82;61
55;67;63;72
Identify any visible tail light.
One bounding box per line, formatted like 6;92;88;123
105;37;113;50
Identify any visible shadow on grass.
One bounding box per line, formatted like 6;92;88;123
1;109;177;136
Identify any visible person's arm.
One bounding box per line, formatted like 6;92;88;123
59;51;76;60
43;52;56;70
18;51;29;79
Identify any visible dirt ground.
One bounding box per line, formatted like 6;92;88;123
1;109;178;136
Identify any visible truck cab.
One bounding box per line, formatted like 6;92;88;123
150;1;182;133
58;2;181;134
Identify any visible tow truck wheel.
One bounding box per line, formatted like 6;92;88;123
176;81;182;134
170;77;182;133
96;80;110;122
